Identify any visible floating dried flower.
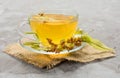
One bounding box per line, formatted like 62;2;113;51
38;13;44;16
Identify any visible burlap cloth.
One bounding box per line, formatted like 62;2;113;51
4;42;115;69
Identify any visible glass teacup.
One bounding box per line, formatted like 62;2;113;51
29;9;78;46
18;9;85;55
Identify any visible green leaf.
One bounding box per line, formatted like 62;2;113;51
34;33;40;42
31;44;40;50
28;17;31;25
79;29;113;51
25;32;36;34
23;42;39;46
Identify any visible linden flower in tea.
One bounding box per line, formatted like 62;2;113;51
29;13;78;46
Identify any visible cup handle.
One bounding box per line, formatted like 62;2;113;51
17;20;35;40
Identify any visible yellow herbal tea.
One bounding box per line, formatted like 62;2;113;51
29;14;78;46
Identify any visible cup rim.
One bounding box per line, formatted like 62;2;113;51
29;9;79;23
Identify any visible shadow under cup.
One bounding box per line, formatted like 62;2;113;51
29;10;79;46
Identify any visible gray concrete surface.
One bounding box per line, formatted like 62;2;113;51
0;0;120;78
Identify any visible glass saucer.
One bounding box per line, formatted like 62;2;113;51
19;38;86;54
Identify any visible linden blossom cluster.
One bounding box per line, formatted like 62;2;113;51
46;37;82;53
23;36;82;53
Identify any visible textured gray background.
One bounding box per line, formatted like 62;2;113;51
0;0;120;78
